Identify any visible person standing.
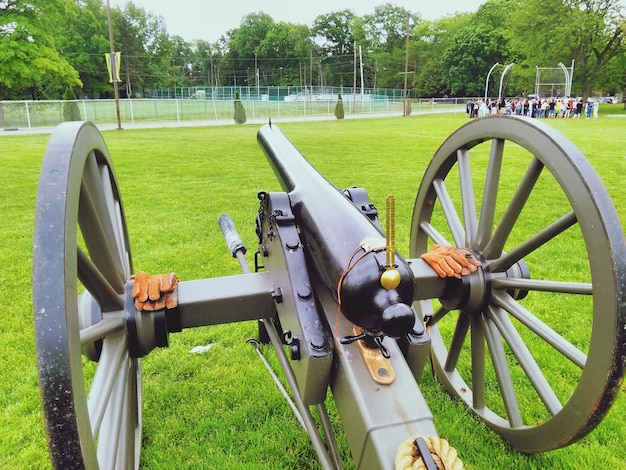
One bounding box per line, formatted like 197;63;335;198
575;99;583;119
593;98;599;119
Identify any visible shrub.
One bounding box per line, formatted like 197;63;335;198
234;90;247;124
62;87;81;121
334;93;345;120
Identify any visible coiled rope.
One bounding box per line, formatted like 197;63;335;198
395;435;464;470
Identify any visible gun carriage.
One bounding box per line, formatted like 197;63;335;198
33;116;626;468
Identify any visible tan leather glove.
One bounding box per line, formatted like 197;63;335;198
420;244;481;279
130;271;179;311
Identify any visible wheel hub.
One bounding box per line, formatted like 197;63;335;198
439;255;530;315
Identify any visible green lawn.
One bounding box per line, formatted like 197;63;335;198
1;111;626;469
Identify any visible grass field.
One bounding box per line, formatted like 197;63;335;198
1;108;626;469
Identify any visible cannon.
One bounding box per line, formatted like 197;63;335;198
33;116;626;469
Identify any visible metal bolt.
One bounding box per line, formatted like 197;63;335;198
297;286;312;300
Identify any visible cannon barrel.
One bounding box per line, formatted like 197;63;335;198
257;124;416;338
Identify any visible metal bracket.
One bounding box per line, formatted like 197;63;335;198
256;191;333;405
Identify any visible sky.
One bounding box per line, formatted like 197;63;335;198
108;0;487;43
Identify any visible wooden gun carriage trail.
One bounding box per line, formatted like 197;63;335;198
33;115;626;469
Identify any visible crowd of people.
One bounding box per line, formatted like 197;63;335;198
466;96;600;119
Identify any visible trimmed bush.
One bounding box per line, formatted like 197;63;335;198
234;90;247;124
62;87;81;121
334;93;345;120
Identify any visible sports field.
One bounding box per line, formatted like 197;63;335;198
2;109;625;468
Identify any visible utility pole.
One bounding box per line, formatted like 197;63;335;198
403;15;410;116
106;0;122;130
353;41;357;113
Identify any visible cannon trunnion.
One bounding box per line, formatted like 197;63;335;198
33;117;626;469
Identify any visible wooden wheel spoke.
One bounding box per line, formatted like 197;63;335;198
493;292;586;368
483;157;543;259
488;306;563;416
79;154;126;292
444;313;470;372
489;211;577;273
481;313;523;428
492;278;592;295
470;315;486;410
88;333;128;438
476;138;504;249
80;316;125;346
433;178;465;247
457;148;477;246
96;356;130;464
426;305;451;327
418;221;450;246
78;246;124;312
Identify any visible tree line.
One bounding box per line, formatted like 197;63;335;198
1;0;624;102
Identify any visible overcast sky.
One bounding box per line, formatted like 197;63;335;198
107;1;487;43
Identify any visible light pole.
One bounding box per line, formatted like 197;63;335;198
558;62;572;97
403;15;410;116
498;63;514;101
484;62;499;103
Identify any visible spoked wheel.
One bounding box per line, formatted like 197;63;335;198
34;122;141;468
410;116;626;453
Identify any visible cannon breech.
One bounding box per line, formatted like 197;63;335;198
257;124;417;339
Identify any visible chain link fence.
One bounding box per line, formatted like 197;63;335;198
0;94;467;133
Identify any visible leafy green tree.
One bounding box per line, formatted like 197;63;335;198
233;90;246;123
227;12;275;86
62;86;81;121
442;26;514;96
334;93;345;119
257;21;315;86
113;1;174;96
170;35;194;87
0;0;81;126
312;10;357;86
0;0;81;101
56;0;110;98
510;0;625;99
362;3;415;53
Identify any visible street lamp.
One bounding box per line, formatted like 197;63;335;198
498;63;514;101
485;62;499;102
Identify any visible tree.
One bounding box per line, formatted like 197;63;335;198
362;3;416;53
257;22;315;86
233;90;246;124
227;12;275;86
113;2;174;97
510;0;625;99
170;35;194;87
312;10;357;86
55;0;110;98
442;26;514;96
0;0;81;127
0;0;81;101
